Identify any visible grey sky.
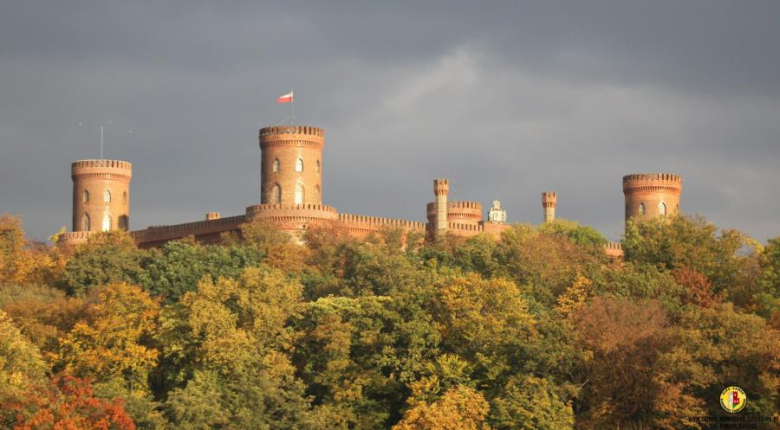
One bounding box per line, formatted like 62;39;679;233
2;0;779;242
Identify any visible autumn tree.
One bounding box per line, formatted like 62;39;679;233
393;385;492;430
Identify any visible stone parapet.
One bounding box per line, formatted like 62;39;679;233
58;231;95;249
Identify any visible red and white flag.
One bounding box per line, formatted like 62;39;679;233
277;91;294;103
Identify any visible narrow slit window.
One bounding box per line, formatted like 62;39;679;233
639;202;646;215
83;190;90;203
104;189;111;203
295;183;305;204
659;202;667;216
295;158;303;172
272;184;281;204
273;158;280;172
83;213;91;231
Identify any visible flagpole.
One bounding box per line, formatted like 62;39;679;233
291;89;294;125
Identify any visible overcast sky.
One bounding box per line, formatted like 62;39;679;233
2;0;779;243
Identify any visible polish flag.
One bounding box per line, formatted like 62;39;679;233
277;91;294;103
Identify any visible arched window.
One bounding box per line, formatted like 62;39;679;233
273;158;280;173
83;213;90;231
658;202;667;216
104;189;111;203
315;185;321;196
272;184;281;204
295;158;303;172
295;183;305;205
83;190;90;203
639;202;646;216
122;192;127;204
118;215;129;231
316;160;320;173
102;212;111;232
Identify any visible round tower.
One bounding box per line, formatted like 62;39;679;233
259;125;324;205
71;159;133;233
542;191;557;223
623;173;681;222
433;179;449;237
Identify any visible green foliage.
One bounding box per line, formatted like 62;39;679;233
0;309;48;403
139;239;263;303
2;213;778;430
491;376;574;430
538;219;607;247
60;231;147;296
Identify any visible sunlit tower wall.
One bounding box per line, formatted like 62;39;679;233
623;173;682;222
71;159;132;232
259;125;324;205
542;191;557;223
433;178;449;237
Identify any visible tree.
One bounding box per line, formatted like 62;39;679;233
4;374;135;430
0;310;48;404
159;267;315;428
622;215;756;304
138;239;262;303
433;274;536;385
393;385;492;430
57;283;160;392
490;376;574;430
538;219;607;248
60;231;147;296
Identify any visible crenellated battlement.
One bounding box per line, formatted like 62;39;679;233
130;215;246;239
542;191;557;208
604;242;624;258
426;201;482;220
623;173;682;191
72;159;132;180
259;125;324;137
433;178;450;195
339;213;426;230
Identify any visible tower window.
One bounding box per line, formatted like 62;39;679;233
83;213;90;231
104;189;111;203
272;184;281;204
123;192;127;204
83;190;90;203
315;185;320;196
118;215;129;231
295;158;303;172
102;212;111;232
639;202;646;216
316;160;320;173
273;158;280;173
295;183;305;205
659;202;667;216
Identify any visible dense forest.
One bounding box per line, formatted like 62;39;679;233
0;213;777;429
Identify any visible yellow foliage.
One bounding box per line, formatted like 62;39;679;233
554;274;593;318
393;385;492;430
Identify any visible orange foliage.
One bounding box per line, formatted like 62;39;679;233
5;374;135;430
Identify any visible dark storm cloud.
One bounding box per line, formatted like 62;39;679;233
1;0;779;242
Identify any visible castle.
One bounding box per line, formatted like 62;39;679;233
57;124;683;256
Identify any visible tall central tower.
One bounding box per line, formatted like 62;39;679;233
259;125;324;205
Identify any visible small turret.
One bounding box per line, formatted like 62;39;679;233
542;191;557;223
433;179;449;238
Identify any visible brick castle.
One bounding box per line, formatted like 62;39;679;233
57;124;683;256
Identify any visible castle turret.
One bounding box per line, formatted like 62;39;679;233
259;125;324;205
623;173;681;222
433;179;449;237
542;191;557;223
71;159;132;233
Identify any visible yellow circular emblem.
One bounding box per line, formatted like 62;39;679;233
720;386;747;414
